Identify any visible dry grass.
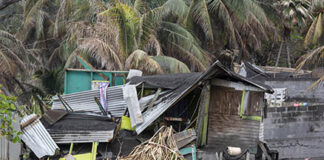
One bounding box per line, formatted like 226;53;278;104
120;126;185;160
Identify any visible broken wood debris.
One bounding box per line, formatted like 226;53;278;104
173;128;197;149
120;126;185;160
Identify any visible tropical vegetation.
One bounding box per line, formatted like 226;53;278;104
0;0;323;129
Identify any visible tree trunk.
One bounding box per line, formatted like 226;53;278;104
275;41;284;67
286;45;291;68
267;43;275;64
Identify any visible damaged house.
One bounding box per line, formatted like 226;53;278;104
237;62;324;159
127;60;274;159
18;61;276;159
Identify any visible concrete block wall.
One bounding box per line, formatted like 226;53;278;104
264;105;324;159
264;79;324;102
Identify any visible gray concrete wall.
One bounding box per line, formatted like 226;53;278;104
0;136;21;160
0;114;21;160
264;105;324;159
264;79;324;102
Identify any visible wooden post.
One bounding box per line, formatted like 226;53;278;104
196;81;211;146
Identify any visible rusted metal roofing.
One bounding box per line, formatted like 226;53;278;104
129;61;273;134
20;114;59;158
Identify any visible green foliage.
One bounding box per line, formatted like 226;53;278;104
0;84;22;143
151;56;190;73
2;0;323;104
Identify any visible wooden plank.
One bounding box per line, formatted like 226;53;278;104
202;82;211;146
196;82;210;146
174;128;197;148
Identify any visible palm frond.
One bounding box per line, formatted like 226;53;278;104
307;75;324;90
134;0;147;14
295;46;324;72
0;30;29;62
158;22;210;71
312;13;323;44
72;1;92;21
304;15;318;47
151;56;190;73
313;0;324;14
187;0;213;42
208;0;238;48
54;0;73;38
20;0;51;42
138;0;187;48
99;3;139;56
125;49;163;74
65;38;123;70
142;35;162;56
24;0;38;17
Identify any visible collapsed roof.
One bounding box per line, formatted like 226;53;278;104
129;60;273;134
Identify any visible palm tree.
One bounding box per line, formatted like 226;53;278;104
50;0;209;73
304;0;324;47
297;0;324;69
185;0;274;60
294;0;324;86
0;30;46;110
275;0;312;28
0;0;276;104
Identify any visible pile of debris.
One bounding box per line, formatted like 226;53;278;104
121;126;184;160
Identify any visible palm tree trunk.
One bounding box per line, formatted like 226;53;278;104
286;44;291;68
275;41;284;67
267;43;275;64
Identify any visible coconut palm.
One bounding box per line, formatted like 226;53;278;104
275;0;312;28
304;0;324;47
52;0;209;73
296;0;324;71
185;0;274;60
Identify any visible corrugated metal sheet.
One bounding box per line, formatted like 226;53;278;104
20;114;59;158
52;85;127;117
48;130;114;144
207;114;260;152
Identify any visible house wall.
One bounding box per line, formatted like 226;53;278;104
264;79;324;102
206;86;261;152
264;105;324;159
